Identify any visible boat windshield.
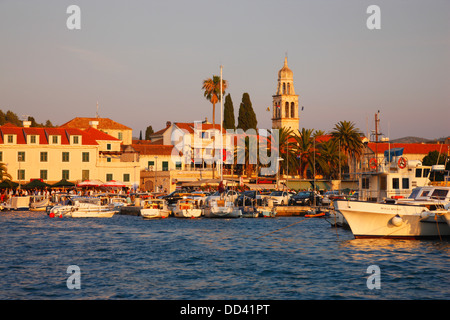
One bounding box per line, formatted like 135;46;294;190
408;188;421;199
430;189;449;200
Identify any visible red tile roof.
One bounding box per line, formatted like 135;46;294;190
0;124;120;145
60;117;132;130
132;144;174;156
367;142;448;155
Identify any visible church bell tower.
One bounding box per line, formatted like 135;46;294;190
272;57;299;132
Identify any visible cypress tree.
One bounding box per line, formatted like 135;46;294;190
237;93;258;131
223;94;235;130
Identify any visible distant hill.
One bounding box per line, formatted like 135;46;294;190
390;136;450;144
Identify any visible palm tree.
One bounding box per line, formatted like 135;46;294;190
278;127;298;176
293;128;319;179
317;139;342;179
202;75;228;128
0;162;12;181
202;75;228;179
330;120;364;177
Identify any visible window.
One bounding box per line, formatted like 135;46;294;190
106;143;111;150
62;152;69;162
18;152;25;162
118;132;123;140
17;169;25;180
82;152;89;162
285;102;289;118
40;170;48;180
40;152;48;162
106;173;113;181
176;162;182;170
7;135;13;143
162;161;169;171
291;102;295;118
392;178;399;190
107;157;112;162
82;170;89;181
362;177;370;189
423;169;430;178
415;168;422;178
402;178;409;189
62;170;69;180
147;161;154;170
0;151;2;162
73;136;79;144
52;136;58;144
430;189;449;200
123;173;130;182
30;135;36;144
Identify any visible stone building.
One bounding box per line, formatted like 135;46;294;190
272;57;300;132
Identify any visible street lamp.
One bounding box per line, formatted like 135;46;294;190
154;156;158;193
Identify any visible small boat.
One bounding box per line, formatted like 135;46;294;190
173;199;202;218
30;196;51;211
141;199;170;219
49;196;115;218
1;196;30;211
109;196;128;213
241;206;258;218
258;207;277;218
203;198;242;218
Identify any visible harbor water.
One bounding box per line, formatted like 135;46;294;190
0;211;448;300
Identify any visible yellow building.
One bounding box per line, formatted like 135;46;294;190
0;121;139;187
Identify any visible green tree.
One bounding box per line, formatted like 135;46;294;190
223;94;235;130
278;127;298;175
202;75;228;179
0;110;6;125
44;120;54;127
0;162;12;181
202;75;228;128
237;93;257;131
329;120;363;176
422;150;450;181
5;110;21;126
293;128;321;179
145;125;154;140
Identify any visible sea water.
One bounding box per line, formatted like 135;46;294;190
0;211;448;300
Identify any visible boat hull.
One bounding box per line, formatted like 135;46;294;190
334;200;450;239
71;210;115;218
204;207;242;218
173;209;202;218
141;208;170;219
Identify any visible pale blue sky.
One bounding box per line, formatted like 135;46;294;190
0;0;449;139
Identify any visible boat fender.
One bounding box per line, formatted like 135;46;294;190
391;214;403;227
49;212;55;218
420;211;431;220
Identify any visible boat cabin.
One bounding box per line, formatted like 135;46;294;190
359;147;432;202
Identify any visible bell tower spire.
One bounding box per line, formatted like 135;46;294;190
272;57;299;132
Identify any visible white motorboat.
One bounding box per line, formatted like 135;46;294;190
49;196;115;218
334;185;450;239
109;196;128;213
141;199;170;219
203;198;242;218
30;196;51;211
1;196;30;211
173;199;202;218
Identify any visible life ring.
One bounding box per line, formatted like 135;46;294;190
398;157;407;169
369;158;378;169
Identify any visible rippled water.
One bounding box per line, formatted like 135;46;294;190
0;211;448;300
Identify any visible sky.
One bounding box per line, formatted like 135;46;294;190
0;0;449;140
